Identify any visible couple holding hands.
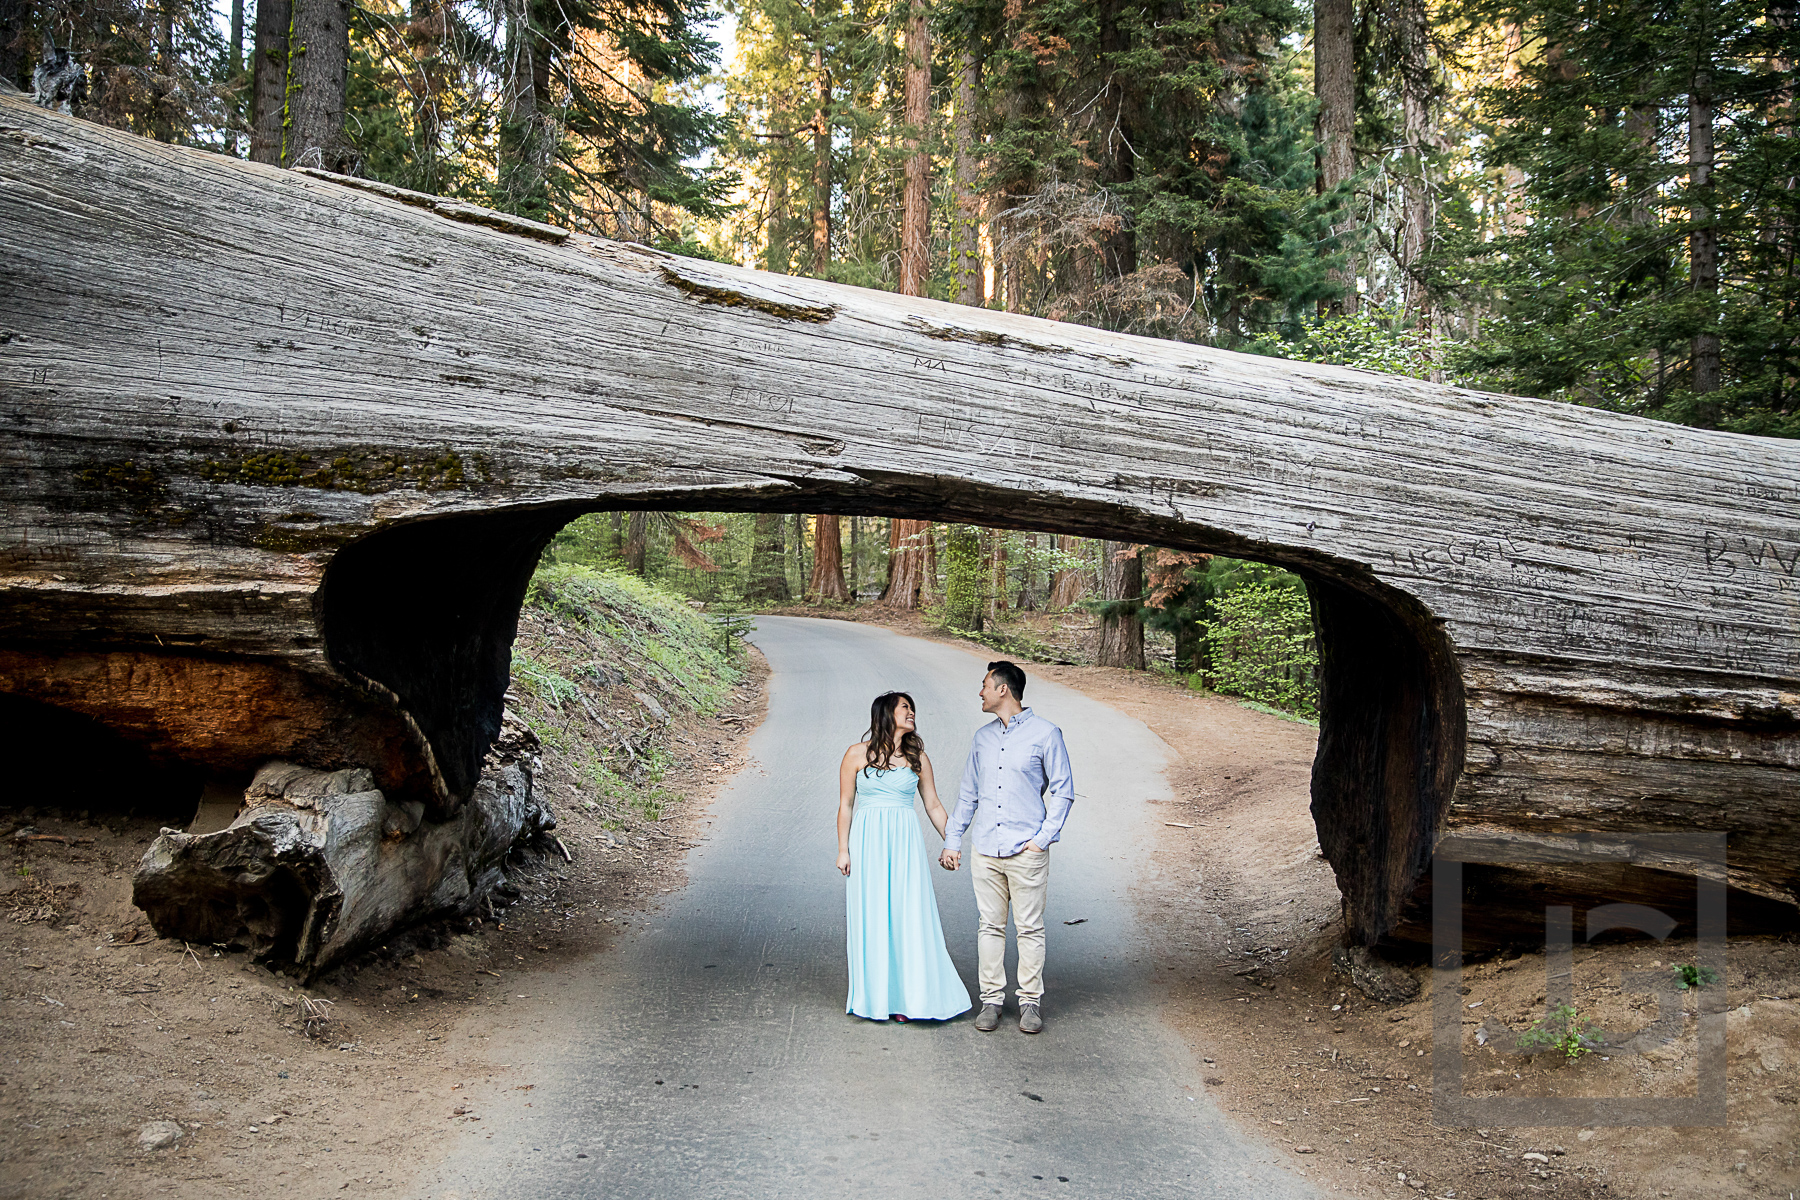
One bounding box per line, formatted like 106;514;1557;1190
835;660;1074;1035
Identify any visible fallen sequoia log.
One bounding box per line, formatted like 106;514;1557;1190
134;714;552;975
1;94;1796;965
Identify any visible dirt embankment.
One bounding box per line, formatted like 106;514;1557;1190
0;604;768;1200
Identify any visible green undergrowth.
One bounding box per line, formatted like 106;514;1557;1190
510;564;745;833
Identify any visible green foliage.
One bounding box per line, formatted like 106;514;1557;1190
1517;1004;1604;1060
544;513;625;570
1199;579;1319;717
582;754;675;822
938;524;987;632
1674;963;1721;990
712;613;757;656
1443;0;1799;435
1141;555;1317;714
528;563;741;714
1244;308;1437;379
511;652;582;708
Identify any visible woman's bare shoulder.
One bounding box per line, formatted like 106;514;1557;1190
842;740;870;763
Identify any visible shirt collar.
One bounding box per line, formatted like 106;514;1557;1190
998;707;1034;730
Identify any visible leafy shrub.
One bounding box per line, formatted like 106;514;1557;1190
1517;1004;1604;1060
1674;963;1721;990
1243;307;1437;380
1200;582;1319;717
938;524;987;632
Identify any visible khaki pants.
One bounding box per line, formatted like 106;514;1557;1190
972;847;1049;1006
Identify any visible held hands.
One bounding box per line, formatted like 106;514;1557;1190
837;849;852;877
939;848;961;871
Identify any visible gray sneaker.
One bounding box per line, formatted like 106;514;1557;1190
1018;1003;1043;1034
974;1003;1002;1032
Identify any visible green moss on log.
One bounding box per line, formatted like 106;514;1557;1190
199;449;498;493
75;459;196;526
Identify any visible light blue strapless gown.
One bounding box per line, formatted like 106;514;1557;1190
845;767;972;1021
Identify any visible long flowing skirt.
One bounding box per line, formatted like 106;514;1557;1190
845;804;971;1021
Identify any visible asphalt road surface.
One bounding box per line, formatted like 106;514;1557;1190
428;616;1316;1200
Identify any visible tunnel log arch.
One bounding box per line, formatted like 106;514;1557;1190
2;95;1796;948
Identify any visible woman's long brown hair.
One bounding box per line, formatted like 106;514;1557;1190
864;691;925;775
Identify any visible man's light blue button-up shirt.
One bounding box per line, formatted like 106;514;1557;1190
944;707;1075;858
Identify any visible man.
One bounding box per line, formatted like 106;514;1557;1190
939;660;1074;1034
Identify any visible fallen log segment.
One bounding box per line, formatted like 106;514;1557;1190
2;96;1797;952
132;716;551;976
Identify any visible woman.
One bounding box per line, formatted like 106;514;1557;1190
836;691;971;1022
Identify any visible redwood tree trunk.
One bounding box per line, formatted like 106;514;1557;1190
1047;535;1089;609
228;0;246;154
811;39;831;275
988;529;1009;618
883;518;929;608
499;0;554;217
0;0;24;91
625;511;647;575
1096;541;1144;669
1314;0;1357;315
808;515;851;601
11;98;1799;955
900;0;931;297
1095;0;1139;281
952;49;983;306
765;110;792;273
1399;0;1431;326
408;0;447;192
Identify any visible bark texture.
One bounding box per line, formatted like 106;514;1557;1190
808;515;851;602
900;0;931;299
883;519;930;609
1689;56;1721;405
625;511;648;575
952;50;983;307
134;721;550;977
811;41;830;275
249;0;292;164
1096;541;1145;669
0;0;25;91
1314;0;1358;315
285;0;354;170
1399;0;1431;325
746;512;791;602
1047;536;1090;609
3;97;1797;950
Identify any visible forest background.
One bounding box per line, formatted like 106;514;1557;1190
7;0;1795;714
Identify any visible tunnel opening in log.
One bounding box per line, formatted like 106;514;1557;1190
1307;578;1466;951
317;500;1468;948
319;506;568;810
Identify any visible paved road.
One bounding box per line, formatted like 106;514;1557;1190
427;617;1316;1199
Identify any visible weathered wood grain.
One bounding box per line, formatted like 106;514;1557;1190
2;95;1796;948
134;726;549;976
